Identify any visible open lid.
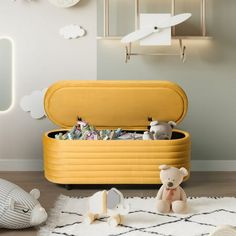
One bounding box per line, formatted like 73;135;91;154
44;80;188;130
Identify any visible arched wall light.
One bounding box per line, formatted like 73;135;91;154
0;37;15;113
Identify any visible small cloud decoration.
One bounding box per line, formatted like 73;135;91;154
20;88;48;119
59;24;86;39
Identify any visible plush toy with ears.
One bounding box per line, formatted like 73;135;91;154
0;178;47;229
147;121;176;140
156;165;188;214
209;225;236;236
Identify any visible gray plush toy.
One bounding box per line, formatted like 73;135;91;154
0;178;47;229
143;121;177;140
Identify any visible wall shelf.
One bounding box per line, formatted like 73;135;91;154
97;36;212;40
98;0;211;63
99;0;210;40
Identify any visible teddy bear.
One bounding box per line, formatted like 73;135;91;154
143;121;176;140
209;225;236;236
156;165;188;214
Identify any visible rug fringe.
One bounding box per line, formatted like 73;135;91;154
37;195;69;236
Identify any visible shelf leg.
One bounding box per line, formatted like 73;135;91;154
171;0;176;36
201;0;206;36
135;0;140;30
103;0;109;37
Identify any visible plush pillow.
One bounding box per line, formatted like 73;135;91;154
0;178;47;229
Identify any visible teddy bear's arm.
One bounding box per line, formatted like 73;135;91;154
156;185;165;200
179;186;187;201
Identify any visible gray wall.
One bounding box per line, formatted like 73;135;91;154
98;0;236;161
0;0;235;170
0;0;96;170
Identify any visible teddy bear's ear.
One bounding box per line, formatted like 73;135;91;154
168;121;177;128
159;165;170;170
30;188;40;200
150;121;158;126
179;167;188;177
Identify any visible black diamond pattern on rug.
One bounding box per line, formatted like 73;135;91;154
38;197;236;236
51;209;236;236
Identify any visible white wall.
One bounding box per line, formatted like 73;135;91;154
0;0;97;170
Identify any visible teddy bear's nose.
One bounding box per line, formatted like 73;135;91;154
167;182;173;187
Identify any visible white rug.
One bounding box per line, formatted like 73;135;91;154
38;196;236;236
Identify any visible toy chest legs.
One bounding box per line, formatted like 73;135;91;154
43;81;191;184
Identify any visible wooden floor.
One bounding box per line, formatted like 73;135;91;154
1;171;236;235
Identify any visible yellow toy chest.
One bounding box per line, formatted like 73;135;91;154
43;80;191;185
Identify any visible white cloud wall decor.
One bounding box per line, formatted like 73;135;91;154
59;25;86;39
20;88;48;119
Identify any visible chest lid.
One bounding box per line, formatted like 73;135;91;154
44;80;188;130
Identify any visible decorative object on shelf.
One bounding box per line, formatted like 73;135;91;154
20;88;47;119
84;188;130;227
48;0;80;8
59;24;86;40
121;13;191;44
156;165;189;214
0;178;47;229
121;13;191;63
99;0;210;63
